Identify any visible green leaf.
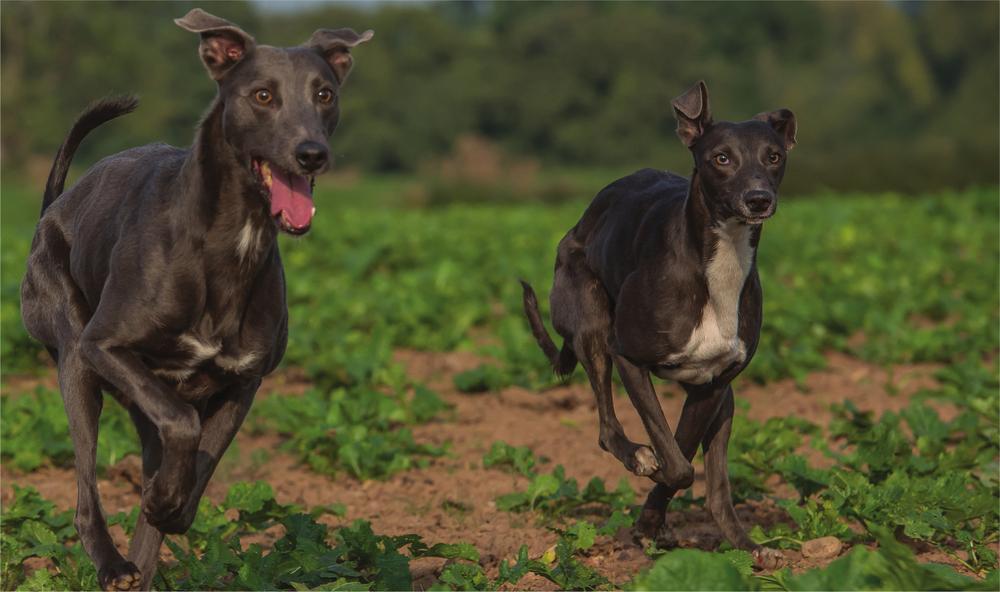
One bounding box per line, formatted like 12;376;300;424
631;549;754;591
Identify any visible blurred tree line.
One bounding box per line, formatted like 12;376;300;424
2;1;997;195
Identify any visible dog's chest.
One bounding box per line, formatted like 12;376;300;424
150;333;263;400
655;221;754;384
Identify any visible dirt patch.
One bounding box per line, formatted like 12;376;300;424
2;351;972;587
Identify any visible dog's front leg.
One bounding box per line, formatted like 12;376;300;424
614;355;693;488
703;387;783;568
636;382;730;539
80;327;201;533
164;377;260;532
126;379;260;589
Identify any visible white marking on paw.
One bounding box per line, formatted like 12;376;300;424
633;446;659;476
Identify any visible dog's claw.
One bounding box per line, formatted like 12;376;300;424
631;446;659;476
100;560;142;591
752;546;784;570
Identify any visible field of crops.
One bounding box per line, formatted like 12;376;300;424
1;178;997;590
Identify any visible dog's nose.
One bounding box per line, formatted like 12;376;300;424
743;190;774;215
295;142;328;173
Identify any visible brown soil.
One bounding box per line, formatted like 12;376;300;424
1;351;976;588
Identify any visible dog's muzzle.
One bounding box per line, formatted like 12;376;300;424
740;190;776;223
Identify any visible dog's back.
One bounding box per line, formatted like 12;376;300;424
568;168;692;297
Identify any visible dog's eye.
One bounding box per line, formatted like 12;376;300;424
713;154;730;166
768;153;782;165
254;89;273;106
317;89;334;104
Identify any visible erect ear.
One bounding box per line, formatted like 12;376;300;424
175;9;256;80
304;28;374;83
754;108;797;151
671;80;713;148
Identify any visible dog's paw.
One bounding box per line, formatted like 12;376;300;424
634;507;663;539
631;515;678;549
99;560;142;591
751;546;785;570
630;446;659;476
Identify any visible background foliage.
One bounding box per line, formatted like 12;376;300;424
2;0;998;194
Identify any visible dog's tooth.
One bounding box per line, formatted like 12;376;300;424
311;206;316;216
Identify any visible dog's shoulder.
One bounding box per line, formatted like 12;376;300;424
595;169;688;211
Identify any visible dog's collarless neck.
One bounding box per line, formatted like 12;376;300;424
179;99;278;268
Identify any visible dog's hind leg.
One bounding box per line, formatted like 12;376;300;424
614;355;693;489
58;349;142;591
577;338;659;477
25;234;142;590
703;387;783;568
552;252;657;477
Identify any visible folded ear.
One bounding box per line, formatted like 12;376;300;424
672;80;712;148
305;28;374;83
175;9;256;80
754;108;797;151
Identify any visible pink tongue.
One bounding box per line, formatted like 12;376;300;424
268;165;314;229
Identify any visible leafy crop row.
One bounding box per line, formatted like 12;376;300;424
1;388;137;472
1;482;479;591
250;383;450;480
7;189;995;389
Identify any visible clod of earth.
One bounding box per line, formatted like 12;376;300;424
801;536;844;559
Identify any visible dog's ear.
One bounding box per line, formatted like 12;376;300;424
305;28;374;83
672;80;713;148
754;109;797;151
175;9;256;80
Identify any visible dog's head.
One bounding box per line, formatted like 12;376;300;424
672;81;796;226
175;9;373;235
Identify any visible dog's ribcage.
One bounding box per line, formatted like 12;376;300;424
660;220;754;384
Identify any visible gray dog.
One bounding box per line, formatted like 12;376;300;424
20;9;371;590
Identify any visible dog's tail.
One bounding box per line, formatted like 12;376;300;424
41;94;139;215
520;279;578;377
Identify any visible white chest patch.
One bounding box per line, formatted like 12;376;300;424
237;220;263;263
662;220;755;384
214;351;262;373
179;333;223;361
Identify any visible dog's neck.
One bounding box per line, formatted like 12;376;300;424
177;99;278;324
684;170;759;259
181;99;277;269
683;170;759;300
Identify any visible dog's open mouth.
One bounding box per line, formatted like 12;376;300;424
252;160;315;235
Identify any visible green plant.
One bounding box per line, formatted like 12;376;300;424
252;384;449;480
482;441;540;477
495;465;636;535
2;483;481;592
1;387;138;472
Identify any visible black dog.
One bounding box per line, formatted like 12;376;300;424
522;81;795;568
20;9;371;590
